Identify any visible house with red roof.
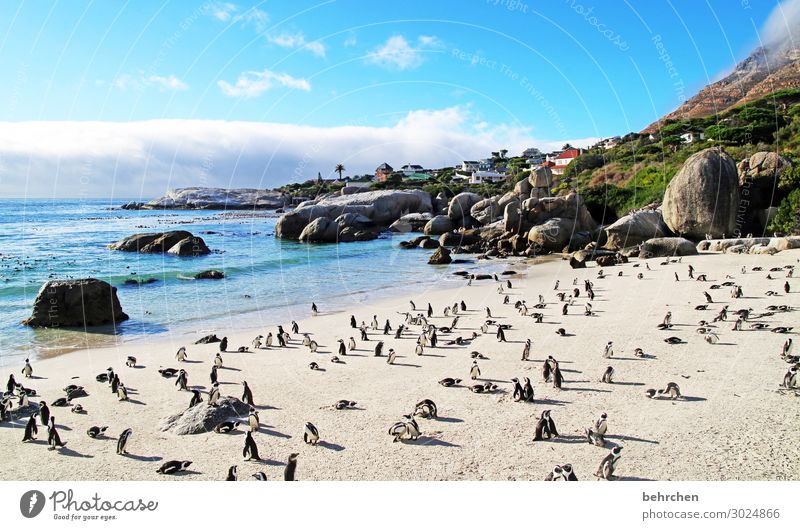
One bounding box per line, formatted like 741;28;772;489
548;148;582;176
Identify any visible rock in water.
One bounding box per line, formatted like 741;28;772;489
159;397;251;435
424;215;455;235
195;270;225;280
110;230;211;256
428;246;452;265
662;148;739;240
167;236;211;257
22;279;128;327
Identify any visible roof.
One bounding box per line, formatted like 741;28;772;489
540;161;556;168
401;164;424;170
555;149;581;160
376;163;393;171
403;173;431;181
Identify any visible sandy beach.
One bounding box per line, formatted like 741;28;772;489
1;249;798;481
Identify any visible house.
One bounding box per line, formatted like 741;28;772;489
680;132;705;144
598;136;620;150
469;170;508;185
461;160;480;172
374;163;394;182
400;164;425;176
550;148;582;176
478;158;494;171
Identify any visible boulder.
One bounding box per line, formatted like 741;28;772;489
770;236;800;251
470;197;501;225
299;217;339;243
662;148;739;240
338;226;380;242
740;152;791;207
419;238;440;249
513;177;532;197
424;215;455;236
748;244;778;255
145;188;288;210
111;230;192;253
639;237;698;258
604;210;670;249
22;279;128;328
167;236;211;257
159;397;251;435
428;246;452;265
569;255;587;269
389;213;432;233
195;270;225;280
440;231;483;248
335;213;374;229
527;218;579;252
447;192;482;226
195;334;221;344
528;166;553;189
563;231;592;252
521;192;597;234
503;201;522;233
595;254;618;267
699;238;770;252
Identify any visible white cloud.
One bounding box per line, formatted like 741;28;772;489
110;73;188;92
217;69;311;97
205;2;268;31
366;35;441;70
0;107;598;198
267;32;326;57
343;33;357;47
206;1;237;22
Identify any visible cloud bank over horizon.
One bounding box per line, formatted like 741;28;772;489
0;107;598;199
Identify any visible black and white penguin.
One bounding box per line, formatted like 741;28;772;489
208;382;220;407
86;425;108;438
189;389;203;408
214;420;240;434
664;336;684;344
117;383;129;401
158;367;178;378
226;465;238;481
241;381;254;406
438;378;461;387
403;414;421;440
533;410;558;441
292;320;300;334
47;417;66;450
427;303;433;318
552;363;563;389
350;315;357;328
334;400;357;410
210;365;218;385
387;349;397;365
175;369;188;391
542;357;553;382
470;360;481;380
337;339;347;356
284;453;299;481
22;414;38;442
22;359;33;378
51;397;71;407
312;302;318;315
125;356;137;368
544;465;563;481
595;446;622;480
252;472;268;481
523;377;535;402
511;378;524;402
214;353;223;368
561;463;578;481
496;326;507;343
603;341;614;358
662;382;682;399
414;399;437;419
6;374;17;394
38;401;50;426
176;346;187;362
157;460;192;475
600;366;614;384
248;407;259;432
521;339;531;361
116;428;132;455
243;431;261;460
303;422;320;445
586;413;608;446
309;362;320;371
219;337;228;352
388;420;409;442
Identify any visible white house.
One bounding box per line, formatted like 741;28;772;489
468;170;507;185
550;148;582;176
680;132;705;144
461;160;480;172
400;164;425;176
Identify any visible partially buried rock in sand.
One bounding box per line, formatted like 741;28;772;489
159;396;251;435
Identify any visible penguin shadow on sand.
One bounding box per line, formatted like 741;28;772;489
55;446;94;459
564;384;612;393
122;453;163;463
256;424;292;439
606;381;646;387
315;440;345;451
406;435;459;448
180;359;203;364
533;397;571;406
390;356;422;368
605;434;659;445
432;415;464;423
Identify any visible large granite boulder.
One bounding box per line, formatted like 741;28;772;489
470;197;501;225
503;201;522;233
662;148;739;240
639;237;698;258
439;230;482;248
389;213;432;233
276;190;432;240
528;166;553;189
514;177;532;197
159;397;251;435
167;236;211;257
522;192;597;234
447;192;482;227
299;217;339;243
22;279;128;327
424;215;455;236
428;246;452;265
527;218;577;252
111;230;211;255
604;210;670;249
144;188;288;210
698;238;770;252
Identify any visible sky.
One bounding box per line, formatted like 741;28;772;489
0;0;796;198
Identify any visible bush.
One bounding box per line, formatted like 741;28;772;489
768;188;800;235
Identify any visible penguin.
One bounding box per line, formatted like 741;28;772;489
414;399;437;419
208;382;220;407
214;353;223;368
117;383;128;401
410;300;417;311
312;302;318;315
156;460;192;475
350;315;357;328
308;340;318;353
555;328;566;336
496;326;507;343
252;472;268;481
284;453;299;481
189;389;203;408
158;368;178;378
603;341;614;358
470;361;481;380
595;446;622;480
586;413;608;446
438;378;461;387
176;347;187;362
125;356;137;368
175;369;188;391
561;463;578;481
334;400;357;410
210;365;218;385
387;349;397;365
219;337;228;352
562;303;568;316
242;381;254;406
337;339;347;356
511;378;524;402
6;374;17;394
403;414;421;440
785;281;790;294
86;426;108;438
116;428;132;455
248;407;259;432
600;366;614;384
265;333;274;348
523;377;535;402
22;414;37;442
226;465;238;481
664;337;684;344
663;382;682;399
544;465;563;481
542;357;553;382
348;337;356;351
389;420;409;442
52;396;70;407
521;339;531;361
38;401;50;426
22;359;33;378
70;403;84;414
18;392;30;409
415;343;424;356
374;341;384;357
303;422;320;445
243;431;261;460
331;356;342;364
214;420;241;433
252;336;263;350
292;320;300;334
47;418;66;450
309;362;320;371
427;303;433;318
533;410;557;441
552;364;563;389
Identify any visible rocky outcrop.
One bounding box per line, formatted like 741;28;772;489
299;217;339;243
527;218;576;252
662;148;739;240
528;166;553;190
22;279;128;328
428;246;452;265
159;397;251;435
111;231;211;257
276;189;432;241
470;197;501;225
698;236;800;253
639;237;698;258
448;192;482;228
604;210;670;249
389;213;432;233
195;270;225;280
520;192;597;234
424;215;455;236
144;188;289;210
439;230;482;248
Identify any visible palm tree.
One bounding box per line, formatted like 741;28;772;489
334;164;345;179
499;149;508;159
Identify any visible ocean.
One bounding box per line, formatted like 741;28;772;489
0;199;508;364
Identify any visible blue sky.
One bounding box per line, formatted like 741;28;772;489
0;0;794;197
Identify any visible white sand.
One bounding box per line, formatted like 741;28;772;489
1;250;798;481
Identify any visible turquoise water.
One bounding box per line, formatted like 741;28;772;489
0;199;503;363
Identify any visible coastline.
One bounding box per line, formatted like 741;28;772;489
1;248;798;480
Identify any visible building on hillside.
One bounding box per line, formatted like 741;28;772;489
598;136;621;150
461;160;480;172
469;170;508;185
374;163;394;182
400;164;425;176
549;148;582;176
680;132;705;144
402;173;432;183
